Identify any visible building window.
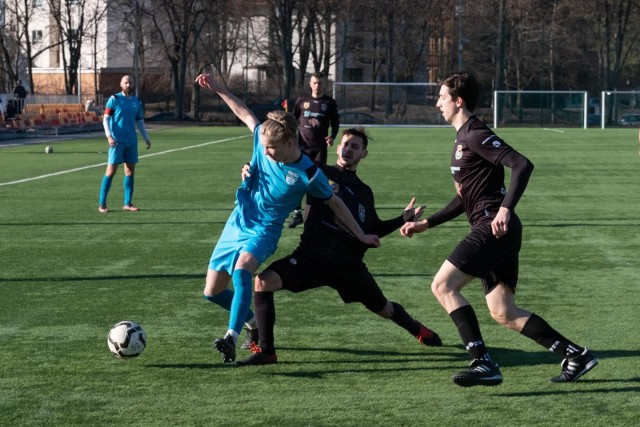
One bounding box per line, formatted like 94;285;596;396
32;0;43;7
32;30;43;43
149;30;162;45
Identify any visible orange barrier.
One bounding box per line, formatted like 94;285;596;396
2;105;103;137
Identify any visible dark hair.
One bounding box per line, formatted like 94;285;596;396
311;72;325;80
440;71;480;112
342;127;369;149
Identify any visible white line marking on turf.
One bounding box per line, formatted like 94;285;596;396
542;128;565;133
0;134;249;187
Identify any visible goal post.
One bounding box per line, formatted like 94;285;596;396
332;82;441;127
600;90;640;128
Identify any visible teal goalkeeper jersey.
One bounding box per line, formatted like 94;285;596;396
104;93;144;145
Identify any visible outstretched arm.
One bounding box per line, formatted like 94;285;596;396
373;196;426;238
400;196;463;238
195;74;260;133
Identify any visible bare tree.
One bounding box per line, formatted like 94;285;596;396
1;0;49;92
144;0;206;118
584;0;640;91
46;0;89;96
297;0;342;82
85;1;109;101
268;0;298;98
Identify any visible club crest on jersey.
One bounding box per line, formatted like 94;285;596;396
303;102;310;109
321;104;328;112
455;144;463;160
289;257;298;265
285;171;299;185
358;204;366;221
329;179;339;193
482;136;502;148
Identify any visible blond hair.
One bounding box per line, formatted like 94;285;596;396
261;110;298;143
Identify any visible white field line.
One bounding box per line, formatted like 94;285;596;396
0;134;249;187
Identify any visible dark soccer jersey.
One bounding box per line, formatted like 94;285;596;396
450;116;513;225
293;94;339;150
299;164;403;262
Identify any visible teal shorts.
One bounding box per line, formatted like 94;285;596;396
208;209;279;275
108;142;138;164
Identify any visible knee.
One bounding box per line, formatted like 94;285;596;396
431;280;449;300
254;275;269;292
254;271;280;292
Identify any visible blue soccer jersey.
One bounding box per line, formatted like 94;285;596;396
209;124;334;275
104;93;144;145
235;124;334;237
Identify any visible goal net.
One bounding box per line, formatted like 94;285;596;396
493;90;589;128
332;82;441;127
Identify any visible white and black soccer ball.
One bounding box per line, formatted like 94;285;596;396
107;321;147;359
44;145;54;154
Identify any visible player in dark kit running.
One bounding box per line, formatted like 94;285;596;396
287;72;340;228
401;71;597;387
236;127;442;366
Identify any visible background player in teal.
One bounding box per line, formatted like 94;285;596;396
98;75;151;213
195;73;380;364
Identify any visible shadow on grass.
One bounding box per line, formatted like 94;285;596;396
140;348;639;387
496;378;640;396
144;363;223;370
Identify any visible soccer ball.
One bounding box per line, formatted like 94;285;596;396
107;321;147;359
44;145;54;154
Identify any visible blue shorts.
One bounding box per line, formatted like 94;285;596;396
208;209;279;275
108;142;138;164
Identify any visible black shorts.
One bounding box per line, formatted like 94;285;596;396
447;214;522;294
264;249;387;312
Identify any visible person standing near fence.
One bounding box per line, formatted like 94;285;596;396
287;72;340;228
98;75;151;213
13;80;27;115
400;70;597;387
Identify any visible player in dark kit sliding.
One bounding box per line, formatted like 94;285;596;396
401;71;597;386
236;127;442;366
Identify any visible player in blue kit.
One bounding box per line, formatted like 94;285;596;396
98;75;151;213
195;73;380;364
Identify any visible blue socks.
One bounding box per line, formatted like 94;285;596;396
99;175;113;205
123;175;134;206
204;289;235;309
99;174;134;206
228;269;253;334
203;276;255;331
